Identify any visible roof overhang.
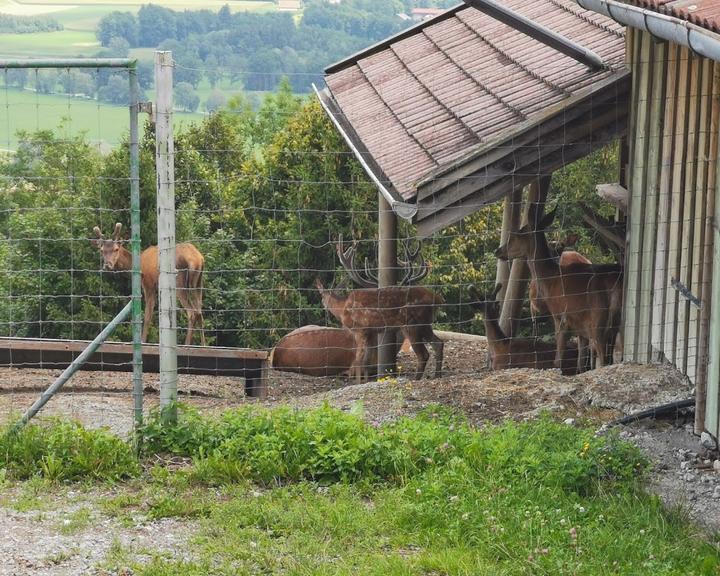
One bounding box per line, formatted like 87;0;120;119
320;0;628;235
414;70;631;236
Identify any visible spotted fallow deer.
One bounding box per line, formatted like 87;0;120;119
92;223;206;346
315;279;444;383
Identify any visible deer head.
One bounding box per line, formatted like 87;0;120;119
92;223;125;270
335;234;429;287
469;283;502;318
495;205;556;261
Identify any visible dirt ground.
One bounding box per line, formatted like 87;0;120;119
0;334;718;575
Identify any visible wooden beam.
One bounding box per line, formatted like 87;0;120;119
663;45;691;367
596;183;628;212
696;60;720;435
637;40;668;363
651;42;679;363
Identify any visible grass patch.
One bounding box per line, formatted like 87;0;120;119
0;405;718;575
56;506;93;534
0;86;204;149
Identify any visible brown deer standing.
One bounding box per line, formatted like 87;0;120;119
316;279;444;382
495;205;622;371
528;235;591;335
471;284;578;375
92;223;206;346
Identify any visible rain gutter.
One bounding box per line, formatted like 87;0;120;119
575;0;720;61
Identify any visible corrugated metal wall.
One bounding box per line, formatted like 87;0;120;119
623;28;720;434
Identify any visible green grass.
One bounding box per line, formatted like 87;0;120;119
0;86;204;149
2;406;719;575
0;0;276;39
0;30;100;57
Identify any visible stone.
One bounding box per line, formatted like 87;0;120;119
563;418;575;426
713;460;720;472
700;432;717;451
713;486;720;499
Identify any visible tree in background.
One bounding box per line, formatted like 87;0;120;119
205;89;227;113
175;82;200;113
96;11;138;47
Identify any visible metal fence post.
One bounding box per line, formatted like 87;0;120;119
128;64;144;435
155;51;178;419
378;193;398;376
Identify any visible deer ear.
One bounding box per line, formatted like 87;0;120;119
113;223;123;241
564;233;579;247
315;278;324;291
91;226;103;247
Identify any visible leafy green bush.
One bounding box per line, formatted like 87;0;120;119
141;404;646;492
0;419;139;481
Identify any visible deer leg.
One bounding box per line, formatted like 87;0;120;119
406;329;430;380
576;336;588;374
553;316;568;370
142;292;155;343
177;284;195;346
351;332;369;384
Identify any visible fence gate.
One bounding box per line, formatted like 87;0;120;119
0;58;143;434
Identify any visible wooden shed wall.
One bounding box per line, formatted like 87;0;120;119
623;28;720;434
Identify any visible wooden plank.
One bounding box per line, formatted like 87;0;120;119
695;60;720;434
664;45;691;367
637;41;667;363
651;43;679;362
688;58;713;386
677;54;702;376
624;32;653;361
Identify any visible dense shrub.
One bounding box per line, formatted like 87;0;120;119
0;419;139;481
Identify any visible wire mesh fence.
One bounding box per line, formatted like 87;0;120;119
0;48;714;437
0;61;143;434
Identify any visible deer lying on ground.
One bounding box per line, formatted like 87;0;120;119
92;223;206;345
471;284;579;375
495;205;622;371
270;325;358;377
316;279;444;382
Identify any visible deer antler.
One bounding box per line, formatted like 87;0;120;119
336;234;377;288
113;222;123;241
398;238;428;286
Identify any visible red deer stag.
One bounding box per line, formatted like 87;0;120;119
333;234;429;375
495;205;622;371
316;279;444;382
471;284;578;374
92;223;206;346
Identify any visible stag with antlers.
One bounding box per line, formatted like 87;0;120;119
92;223;206;346
317;235;443;382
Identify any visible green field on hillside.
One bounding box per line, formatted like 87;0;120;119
0;87;204;150
0;0;276;57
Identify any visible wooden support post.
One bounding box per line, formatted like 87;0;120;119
377;192;398;377
155;51;178;417
499;177;549;337
495;190;520;302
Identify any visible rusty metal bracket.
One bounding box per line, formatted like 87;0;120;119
671;277;701;309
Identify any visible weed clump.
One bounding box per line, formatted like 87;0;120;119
0;419;139;481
